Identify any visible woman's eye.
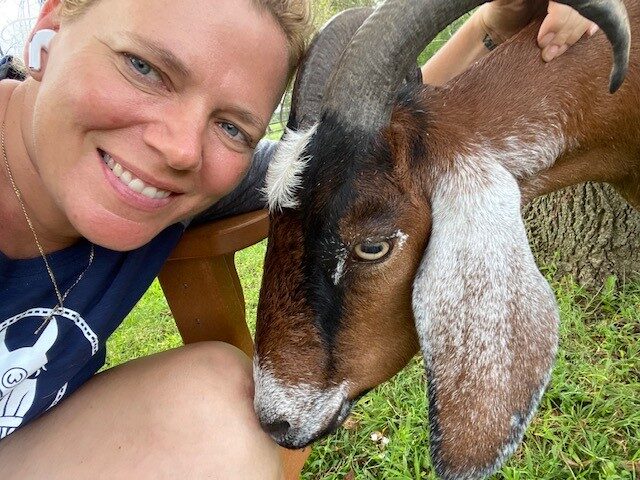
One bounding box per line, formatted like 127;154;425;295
125;54;162;83
353;241;391;261
130;56;151;75
221;122;240;138
219;122;248;144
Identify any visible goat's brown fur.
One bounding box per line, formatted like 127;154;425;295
428;14;640;203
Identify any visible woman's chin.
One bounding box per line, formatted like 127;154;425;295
73;216;169;252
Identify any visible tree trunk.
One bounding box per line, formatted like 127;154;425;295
524;182;640;289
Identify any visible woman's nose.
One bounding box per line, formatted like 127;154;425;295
143;105;207;171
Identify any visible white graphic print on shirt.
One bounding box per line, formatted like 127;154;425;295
0;320;58;439
0;307;100;439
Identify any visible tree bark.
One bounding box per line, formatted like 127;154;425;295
524;183;640;288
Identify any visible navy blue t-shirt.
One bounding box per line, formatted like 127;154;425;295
0;223;185;439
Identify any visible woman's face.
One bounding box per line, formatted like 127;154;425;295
32;0;289;250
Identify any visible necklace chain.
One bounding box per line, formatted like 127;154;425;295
1;120;95;327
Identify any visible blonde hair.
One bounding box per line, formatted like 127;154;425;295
251;0;313;80
59;0;312;80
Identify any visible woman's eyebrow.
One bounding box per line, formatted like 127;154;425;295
121;32;193;79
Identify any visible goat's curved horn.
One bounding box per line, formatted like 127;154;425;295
322;0;630;132
289;8;374;131
558;0;630;93
323;0;499;133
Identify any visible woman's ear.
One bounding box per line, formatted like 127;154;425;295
412;162;559;479
23;0;62;81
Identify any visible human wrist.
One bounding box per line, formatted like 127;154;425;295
421;8;497;86
474;5;507;51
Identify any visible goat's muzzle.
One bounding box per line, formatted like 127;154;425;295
253;357;354;448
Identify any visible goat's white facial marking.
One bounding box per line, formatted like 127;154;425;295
264;125;318;211
393;230;409;250
332;246;349;285
253;356;351;447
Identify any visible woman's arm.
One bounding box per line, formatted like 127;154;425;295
420;12;489;86
422;0;599;86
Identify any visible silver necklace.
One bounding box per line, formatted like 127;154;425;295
1;120;95;333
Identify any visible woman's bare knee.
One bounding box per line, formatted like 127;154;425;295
134;342;282;477
0;342;282;479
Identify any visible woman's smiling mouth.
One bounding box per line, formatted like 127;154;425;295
99;149;173;200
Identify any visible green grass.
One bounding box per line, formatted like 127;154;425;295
107;241;640;479
102;279;182;369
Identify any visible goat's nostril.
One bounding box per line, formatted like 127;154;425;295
262;419;291;440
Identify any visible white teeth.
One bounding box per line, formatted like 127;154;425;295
128;178;145;193
101;151;172;200
142;185;158;198
120;170;132;185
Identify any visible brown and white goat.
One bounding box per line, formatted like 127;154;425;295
253;0;638;478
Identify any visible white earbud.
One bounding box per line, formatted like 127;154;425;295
28;29;56;72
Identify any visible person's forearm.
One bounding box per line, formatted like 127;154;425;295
421;11;490;86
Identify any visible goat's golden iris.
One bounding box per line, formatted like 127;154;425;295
354;241;390;261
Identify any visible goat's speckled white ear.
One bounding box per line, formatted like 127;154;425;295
412;163;559;479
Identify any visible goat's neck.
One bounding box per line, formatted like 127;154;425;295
425;20;640;204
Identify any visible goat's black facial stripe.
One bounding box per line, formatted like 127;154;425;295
396;85;433;170
300;112;391;354
297;87;431;356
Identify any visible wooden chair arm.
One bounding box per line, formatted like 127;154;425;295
166;210;271;261
157;210;309;479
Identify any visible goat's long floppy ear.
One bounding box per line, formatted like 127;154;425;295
412;163;559;479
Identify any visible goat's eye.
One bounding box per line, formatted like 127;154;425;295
354;241;390;261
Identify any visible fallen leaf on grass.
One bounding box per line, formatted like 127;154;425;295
343;415;359;430
370;430;390;448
